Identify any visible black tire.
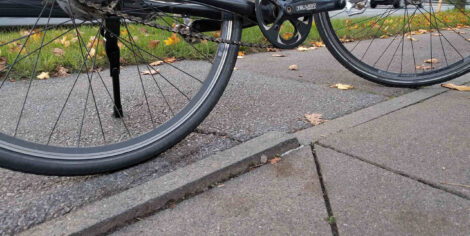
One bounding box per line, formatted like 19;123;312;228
314;11;470;87
393;1;400;8
370;2;378;8
0;3;242;175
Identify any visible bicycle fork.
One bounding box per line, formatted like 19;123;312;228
103;16;123;118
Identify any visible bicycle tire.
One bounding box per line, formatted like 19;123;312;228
314;7;470;88
0;3;242;175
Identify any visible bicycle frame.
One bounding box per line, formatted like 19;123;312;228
146;0;344;28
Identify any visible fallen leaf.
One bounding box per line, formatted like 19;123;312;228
424;58;438;64
297;46;317;52
330;83;354;90
118;42;124;49
268;157;282;164
314;41;325;47
271;54;286;57
237;51;245;59
282;32;293;39
53;66;69;77
132;36;139;42
0;56;6;72
288;64;299;70
149;39;160;49
52;48;65;57
149;60;164;66
305;113;327;126
164;57;176;64
36;72;50;80
266;48;281;52
141;69;160;75
406;36;418;41
441;83;470;91
164;33;181;46
88;48;96;58
380;35;388;39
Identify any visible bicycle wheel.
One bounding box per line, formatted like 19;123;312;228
315;1;470;87
0;0;241;175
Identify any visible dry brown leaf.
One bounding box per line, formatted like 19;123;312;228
282;32;293;39
330;83;354;90
305;113;327;126
118;42;124;49
424;58;438;64
149;39;160;49
237;51;245;59
271;54;286;57
441;83;470;91
36;72;50;80
380;35;388;39
0;56;6;72
149;60;164;66
266;48;281;52
54;66;69;77
406;36;418;41
141;69;160;75
268;157;282;164
164;57;176;64
288;64;299;70
314;41;325;47
52;48;65;57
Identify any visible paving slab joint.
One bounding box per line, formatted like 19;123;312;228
194;127;244;143
316;143;470;201
310;143;340;236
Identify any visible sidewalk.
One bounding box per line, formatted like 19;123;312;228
112;88;470;235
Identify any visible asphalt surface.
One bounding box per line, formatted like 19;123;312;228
2;27;470;235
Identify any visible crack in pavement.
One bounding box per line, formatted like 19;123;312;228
194;127;244;143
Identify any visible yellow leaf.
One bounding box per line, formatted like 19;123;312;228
52;48;65;57
37;72;50;80
118;42;124;49
304;113;327;126
268;157;282;165
63;40;71;47
141;69;160;75
88;48;96;58
441;83;470;91
330;83;354;90
380;35;388;39
424;58;438;64
288;64;299;70
237;51;245;59
164;57;176;64
406;36;418;41
149;60;164;66
314;41;325;47
282;32;293;39
0;56;6;72
164;33;181;46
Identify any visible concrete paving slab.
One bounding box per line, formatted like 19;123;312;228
19;131;299;236
315;146;470;236
319;90;470;199
200;69;387;141
112;146;332;236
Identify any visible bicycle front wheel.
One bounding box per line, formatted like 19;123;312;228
315;1;470;87
0;1;241;175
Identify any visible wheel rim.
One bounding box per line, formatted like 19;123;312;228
316;0;470;84
0;1;238;160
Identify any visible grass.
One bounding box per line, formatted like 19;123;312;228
0;9;469;79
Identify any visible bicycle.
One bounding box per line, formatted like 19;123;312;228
0;0;468;175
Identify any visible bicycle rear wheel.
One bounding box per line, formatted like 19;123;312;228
0;1;241;175
315;1;470;87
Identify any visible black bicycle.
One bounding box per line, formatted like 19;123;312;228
0;0;468;175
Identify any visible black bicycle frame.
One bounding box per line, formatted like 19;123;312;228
146;0;344;28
